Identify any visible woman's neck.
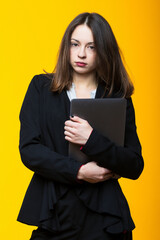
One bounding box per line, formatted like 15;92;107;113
72;72;98;98
72;72;97;91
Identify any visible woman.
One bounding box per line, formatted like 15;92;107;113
17;12;144;240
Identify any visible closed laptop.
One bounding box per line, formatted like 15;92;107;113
69;98;127;163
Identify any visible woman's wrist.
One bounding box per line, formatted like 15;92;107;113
77;164;85;180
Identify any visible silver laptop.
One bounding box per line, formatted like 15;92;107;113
69;98;127;163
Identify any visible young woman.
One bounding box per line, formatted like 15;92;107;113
17;12;144;240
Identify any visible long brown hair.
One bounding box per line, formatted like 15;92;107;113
45;12;134;98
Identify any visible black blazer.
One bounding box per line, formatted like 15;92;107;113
17;74;144;234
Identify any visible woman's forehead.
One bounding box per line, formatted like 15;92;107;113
71;25;94;43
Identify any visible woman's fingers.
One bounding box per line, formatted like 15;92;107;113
64;123;77;142
77;161;114;183
64;126;76;135
70;115;84;123
64;117;93;145
64;126;77;143
85;173;114;183
65;116;88;128
101;167;112;174
65;120;79;128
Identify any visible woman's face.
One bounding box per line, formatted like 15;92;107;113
70;24;97;76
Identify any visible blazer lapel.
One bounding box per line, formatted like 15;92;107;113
95;82;108;98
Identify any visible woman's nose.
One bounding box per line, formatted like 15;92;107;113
78;46;86;58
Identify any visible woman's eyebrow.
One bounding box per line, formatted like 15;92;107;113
71;38;94;44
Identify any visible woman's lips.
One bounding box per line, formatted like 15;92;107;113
75;62;87;67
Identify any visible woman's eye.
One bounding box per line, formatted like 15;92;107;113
71;42;78;47
88;45;95;50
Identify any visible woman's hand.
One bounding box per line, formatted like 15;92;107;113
77;161;114;183
64;116;93;145
64;116;120;183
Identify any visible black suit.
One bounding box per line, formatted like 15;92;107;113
17;74;144;236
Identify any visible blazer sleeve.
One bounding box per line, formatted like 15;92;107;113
19;75;82;185
81;98;144;180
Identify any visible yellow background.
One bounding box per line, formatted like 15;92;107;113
0;0;159;239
